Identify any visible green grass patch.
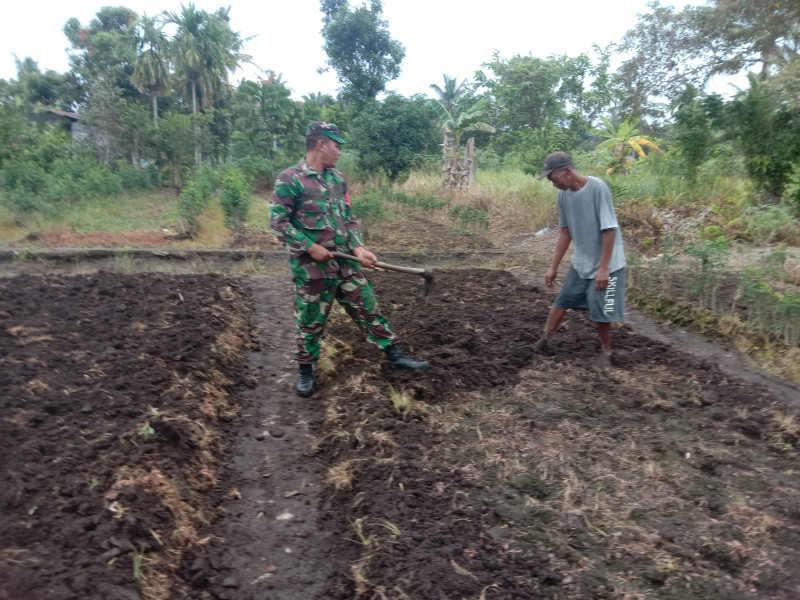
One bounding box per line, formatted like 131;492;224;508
244;193;272;232
56;190;175;234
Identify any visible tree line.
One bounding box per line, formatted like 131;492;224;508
1;0;799;226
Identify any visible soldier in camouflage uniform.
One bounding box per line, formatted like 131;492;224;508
271;122;429;397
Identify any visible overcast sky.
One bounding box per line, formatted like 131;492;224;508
2;0;745;100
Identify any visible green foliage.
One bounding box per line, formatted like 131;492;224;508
176;165;219;233
429;74;471;114
322;104;350;137
63;6;140;102
159;111;214;188
738;267;800;346
321;0;405;105
351;186;387;220
478;53;599;133
741;204;799;244
301;92;334;122
194;165;218;200
350;95;440;180
450;205;489;232
115;160;156;189
387;189;449;213
165;5;244;113
725;74;800;201
220;169;250;231
350;185;387;236
619;1;800;105
591;117;661;173
233;78;304;161
431;99;495;148
490;126;577;175
176;182;203;235
671;84;713;185
683;235;729;310
14;56;79;110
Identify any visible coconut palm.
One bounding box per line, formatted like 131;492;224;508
591;116;661;173
429;74;469;114
131;15;170;130
165;4;244;164
431;99;495;187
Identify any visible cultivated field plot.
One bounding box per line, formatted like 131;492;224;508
0;273;252;600
1;269;799;600
318;270;800;600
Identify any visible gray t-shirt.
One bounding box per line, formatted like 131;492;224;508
557;176;626;279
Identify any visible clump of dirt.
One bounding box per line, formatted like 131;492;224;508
333;269;548;397
0;273;252;600
313;269;800;599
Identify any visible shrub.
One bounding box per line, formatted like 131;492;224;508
84;165;123;197
220;169;250;231
351;186;387;221
193;165;218;204
351;186;388;236
2;161;48;195
741;204;799;244
176;182;204;236
450;205;489;232
115;160;156;190
389;189;449;212
231;155;274;192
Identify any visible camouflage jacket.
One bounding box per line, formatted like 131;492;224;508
270;159;365;279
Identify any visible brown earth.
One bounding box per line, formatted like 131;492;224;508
0;273;253;600
32;229;174;248
2;269;800;600
366;215;495;252
310;270;800;599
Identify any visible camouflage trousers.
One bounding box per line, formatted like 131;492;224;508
294;274;396;364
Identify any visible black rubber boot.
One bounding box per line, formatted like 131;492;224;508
385;345;429;371
296;364;314;397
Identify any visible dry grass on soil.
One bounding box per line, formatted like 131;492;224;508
311;270;800;600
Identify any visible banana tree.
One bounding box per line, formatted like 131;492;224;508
431;99;495;187
591;116;661;174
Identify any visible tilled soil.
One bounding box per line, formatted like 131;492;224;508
2;268;799;600
314;269;800;599
0;273;252;600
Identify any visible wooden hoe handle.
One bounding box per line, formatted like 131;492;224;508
330;251;427;276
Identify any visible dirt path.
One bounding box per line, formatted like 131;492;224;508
625;308;800;407
514;268;800;408
186;276;338;600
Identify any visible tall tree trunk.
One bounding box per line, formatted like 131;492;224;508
442;130;455;173
192;81;200;166
461;137;476;188
152;94;159;131
132;131;140;169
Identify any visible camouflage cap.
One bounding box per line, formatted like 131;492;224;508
306;121;346;144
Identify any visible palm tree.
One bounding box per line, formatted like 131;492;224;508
165;4;244;164
429;74;469;114
431;99;495;187
591;117;661;174
131;15;170;131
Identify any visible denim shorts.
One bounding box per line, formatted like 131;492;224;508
554;265;626;322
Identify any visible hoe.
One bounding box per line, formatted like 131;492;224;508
330;251;435;302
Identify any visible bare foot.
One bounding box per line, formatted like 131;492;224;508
533;337;551;353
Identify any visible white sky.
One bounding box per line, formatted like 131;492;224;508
1;0;746;100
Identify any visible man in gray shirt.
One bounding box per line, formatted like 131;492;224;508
534;151;626;367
